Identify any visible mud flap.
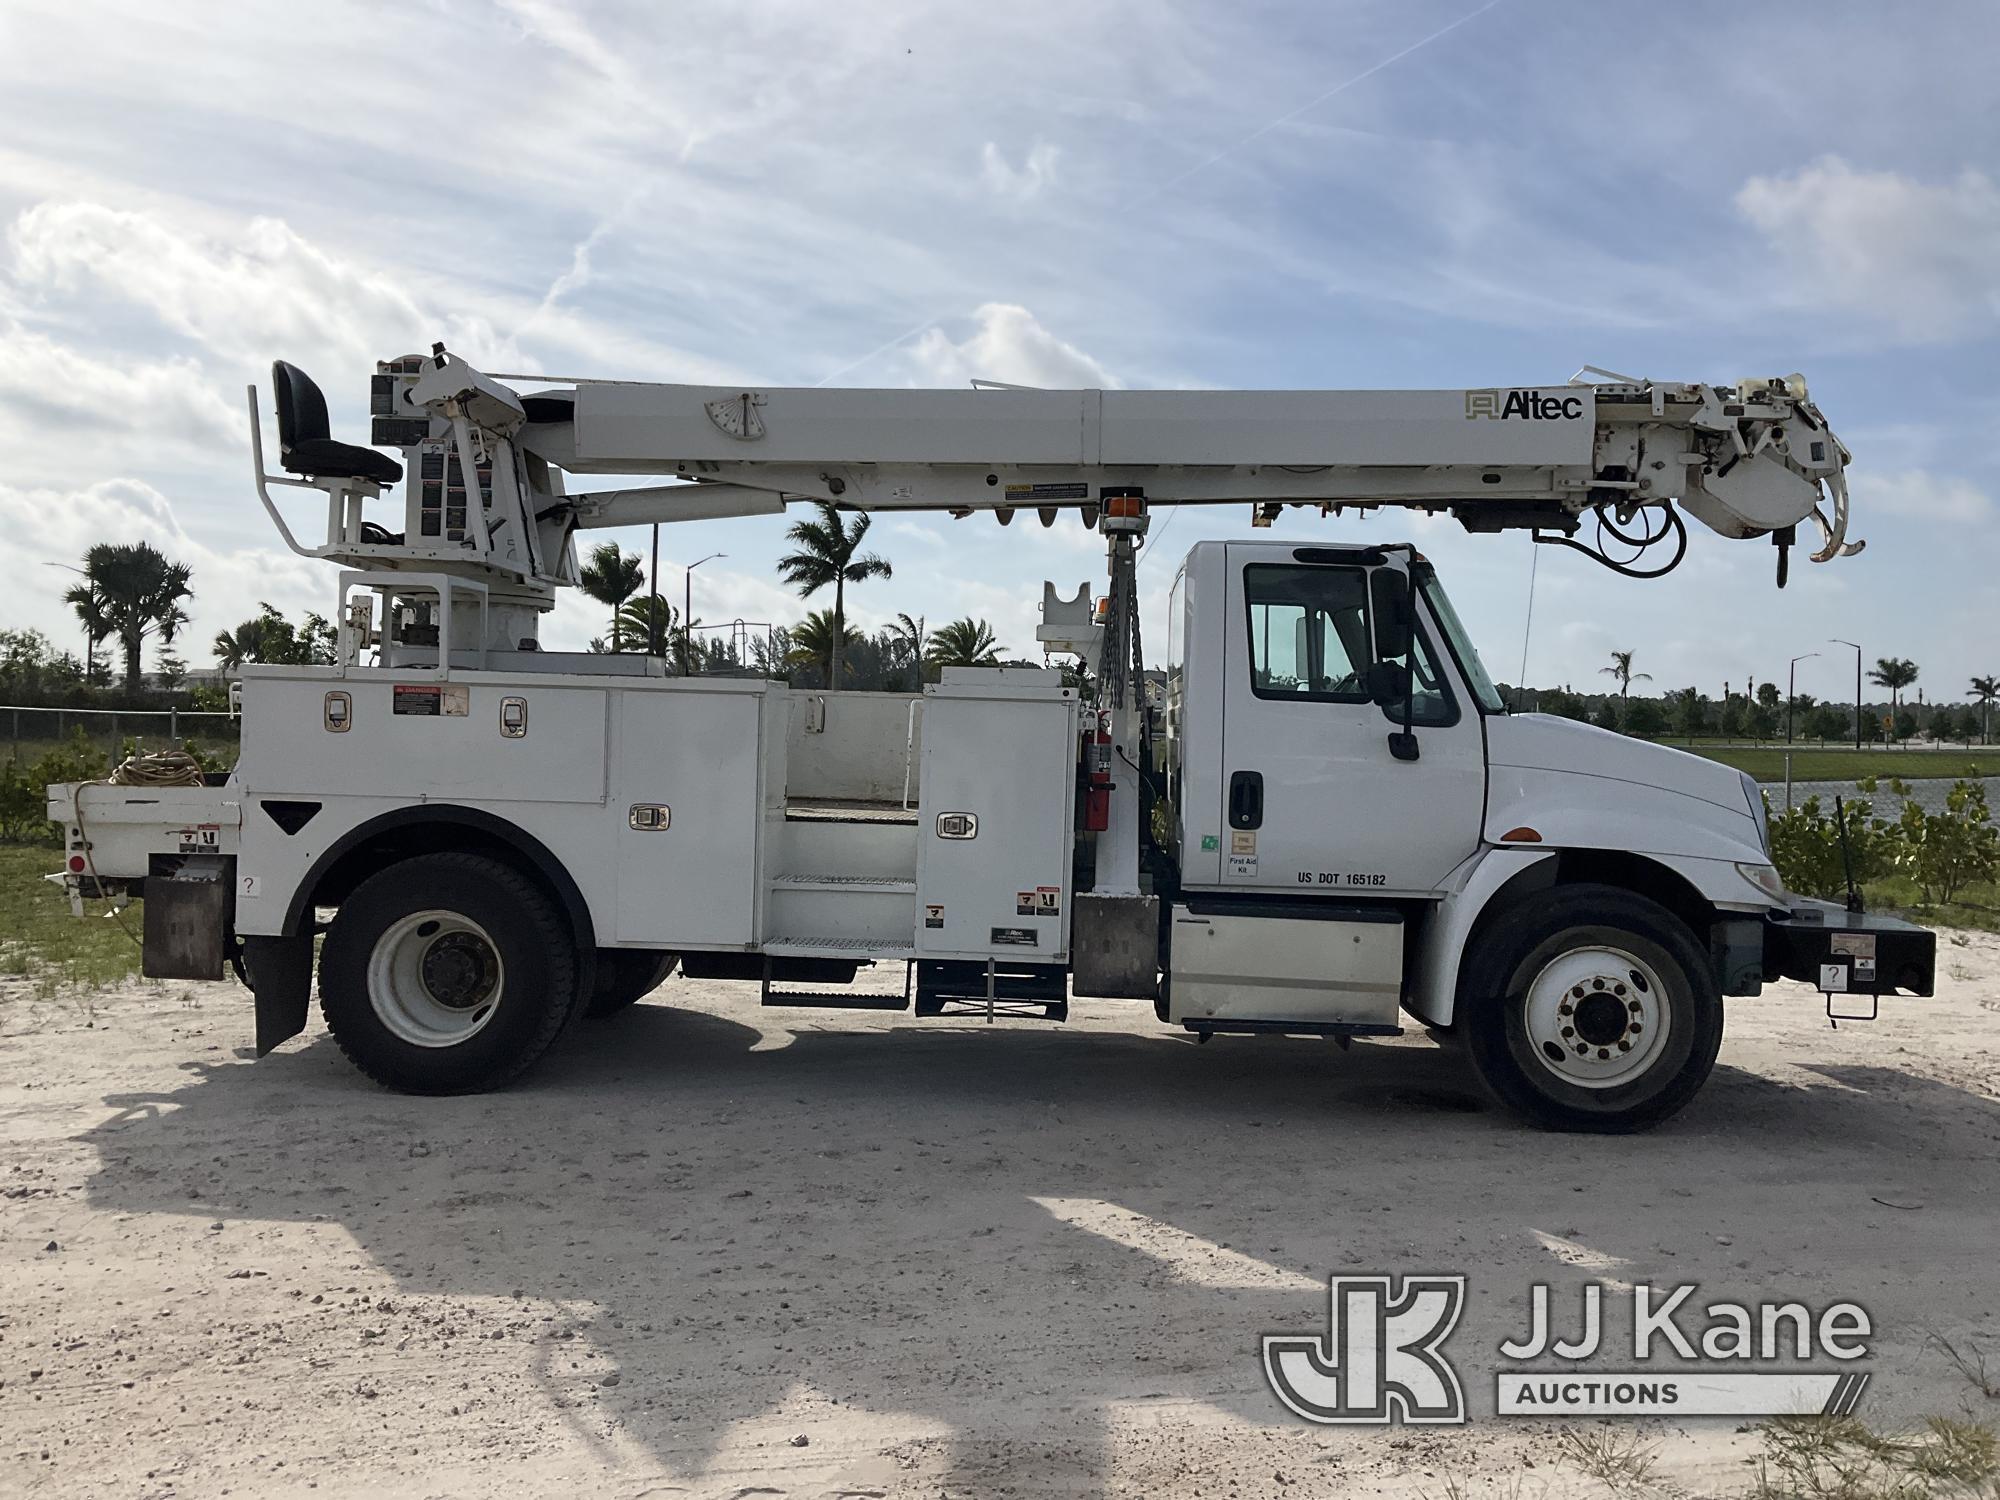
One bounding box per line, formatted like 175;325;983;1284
243;933;316;1056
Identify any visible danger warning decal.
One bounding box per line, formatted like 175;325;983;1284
1016;886;1062;917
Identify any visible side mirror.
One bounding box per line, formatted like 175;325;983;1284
1366;660;1410;707
1370;568;1412;661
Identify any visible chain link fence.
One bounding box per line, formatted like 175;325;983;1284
1772;768;1992;819
3;705;242;768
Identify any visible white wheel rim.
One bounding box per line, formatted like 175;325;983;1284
366;910;505;1048
1523;945;1672;1091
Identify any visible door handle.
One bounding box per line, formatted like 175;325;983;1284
1228;770;1263;829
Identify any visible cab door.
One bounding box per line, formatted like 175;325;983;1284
1212;547;1485;897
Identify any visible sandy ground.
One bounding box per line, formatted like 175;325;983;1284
3;935;1999;1500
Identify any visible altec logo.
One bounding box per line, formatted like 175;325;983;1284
1465;389;1585;421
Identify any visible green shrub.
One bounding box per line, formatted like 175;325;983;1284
1768;776;2000;909
0;729;113;845
1766;787;1894;901
1886;777;2000;905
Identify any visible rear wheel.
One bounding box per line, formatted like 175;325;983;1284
1459;884;1722;1132
584;948;679;1018
319;852;579;1094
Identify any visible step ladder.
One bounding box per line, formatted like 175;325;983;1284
760;952;911;1010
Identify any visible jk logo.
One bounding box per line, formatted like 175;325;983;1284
1263;1275;1467;1425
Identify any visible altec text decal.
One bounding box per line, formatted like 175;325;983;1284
1464;389;1586;421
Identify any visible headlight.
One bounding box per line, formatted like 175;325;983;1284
1741;771;1773;859
1736;861;1786;901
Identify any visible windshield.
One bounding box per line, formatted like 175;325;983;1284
1416;565;1507;714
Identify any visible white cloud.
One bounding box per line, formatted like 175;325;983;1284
980;142;1061;201
909;303;1118;389
7;200;512;371
1735;157;2000;339
1859;468;1990;523
0;319;239;452
1;478;326;667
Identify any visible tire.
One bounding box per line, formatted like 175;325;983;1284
584;948;678;1018
1458;883;1722;1133
318;852;579;1094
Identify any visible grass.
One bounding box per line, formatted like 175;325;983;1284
1675;746;2000;783
1928;1331;2000;1401
1424;1418;2000;1500
0;843;146;997
1750;1415;1999;1499
1860;875;2000;935
1555;1426;1659;1492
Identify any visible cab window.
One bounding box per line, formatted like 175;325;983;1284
1244;563;1457;726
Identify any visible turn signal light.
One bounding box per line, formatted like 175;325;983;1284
1499;826;1543;843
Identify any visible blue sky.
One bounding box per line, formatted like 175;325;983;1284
1;0;1995;705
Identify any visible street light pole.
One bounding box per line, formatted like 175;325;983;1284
648;524;662;657
683;553;725;675
1787;652;1818;744
1831;639;1861;750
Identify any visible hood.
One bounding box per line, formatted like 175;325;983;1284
1486;714;1754;818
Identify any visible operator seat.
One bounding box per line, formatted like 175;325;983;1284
272;361;404;485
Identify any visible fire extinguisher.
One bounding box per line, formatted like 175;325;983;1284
1083;709;1113;832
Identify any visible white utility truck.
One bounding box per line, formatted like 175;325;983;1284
48;350;1934;1130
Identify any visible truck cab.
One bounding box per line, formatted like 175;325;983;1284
1154;538;1932;1128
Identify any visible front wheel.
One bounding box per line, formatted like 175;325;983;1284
319;852;580;1094
1459;883;1722;1132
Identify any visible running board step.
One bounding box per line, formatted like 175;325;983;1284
1183;1019;1403;1039
761;988;909;1010
764;937;915;960
768;875;917;894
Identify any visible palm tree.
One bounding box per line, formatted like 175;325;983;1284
890;612;928;665
888;612;928;685
673;615;704;674
70;543;194;689
213;617;268;673
64;582;112;684
1970;675;1999;745
616;595;676;658
579;542;645;651
1868;657;1919;739
1597;650;1652;728
1788;691;1818;744
786;608;862;685
775;499;892;688
927;617;1004;670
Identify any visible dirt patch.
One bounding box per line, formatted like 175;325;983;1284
4;937;1999;1496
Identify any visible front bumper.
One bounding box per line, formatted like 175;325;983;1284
1764;901;1936;999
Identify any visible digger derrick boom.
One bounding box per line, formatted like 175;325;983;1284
249;348;1861;626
